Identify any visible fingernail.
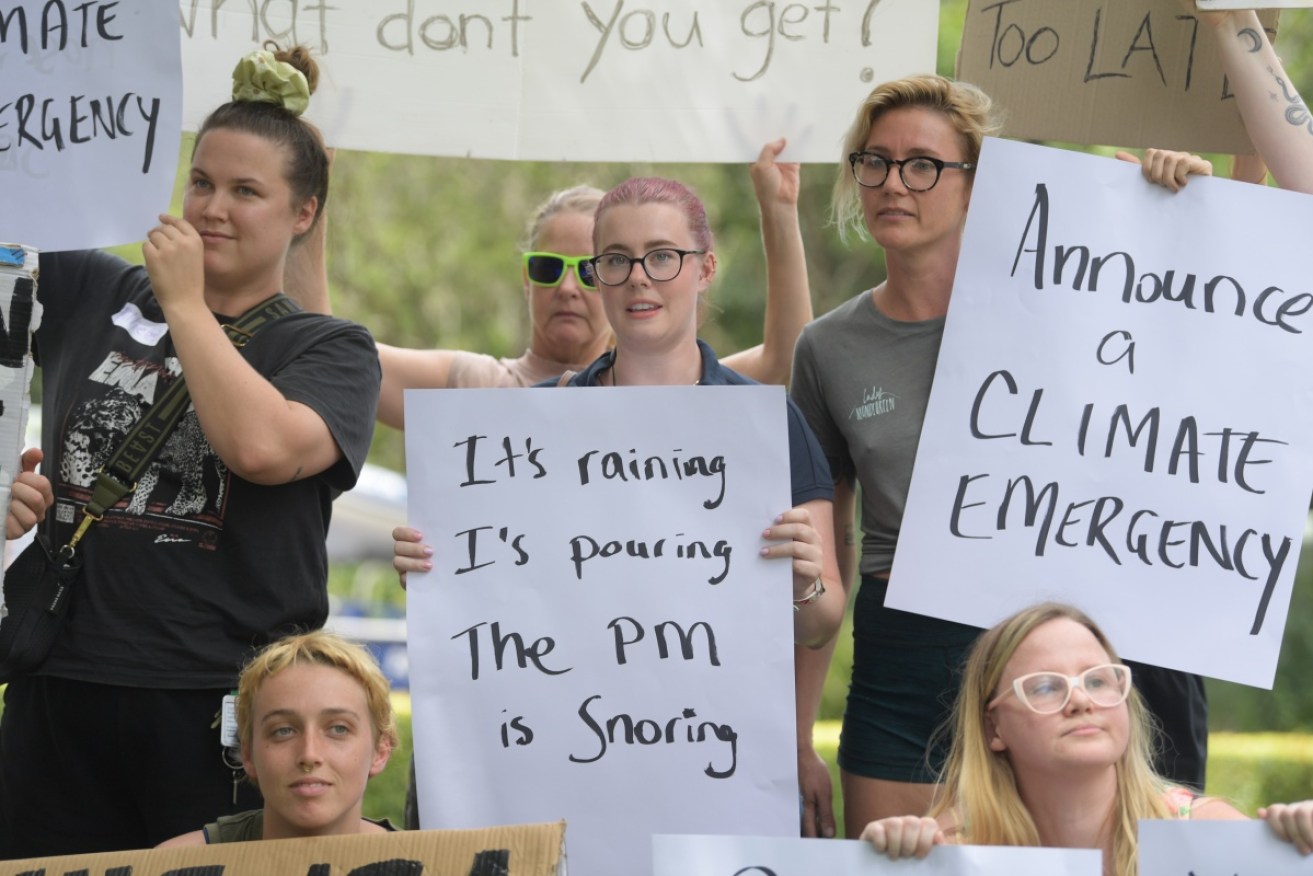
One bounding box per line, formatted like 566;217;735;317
759;547;770;557
762;528;772;538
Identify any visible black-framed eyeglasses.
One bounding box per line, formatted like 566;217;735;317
587;248;705;286
987;663;1133;715
522;252;598;291
848;152;975;192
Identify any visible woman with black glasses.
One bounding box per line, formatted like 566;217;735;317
788;74;1217;838
395;174;844;648
372;140;813;429
788;74;1000;838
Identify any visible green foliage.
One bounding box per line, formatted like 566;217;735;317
1208;733;1313;815
1206;546;1313;732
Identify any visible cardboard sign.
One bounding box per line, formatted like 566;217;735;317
405;386;799;876
957;0;1279;153
1199;1;1312;7
652;834;1102;875
0;0;183;250
0;821;566;876
177;0;936;162
889;137;1313;688
0;245;40;528
1140;819;1310;873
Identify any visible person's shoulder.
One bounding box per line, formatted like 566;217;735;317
156;828;207;848
269;309;377;354
807;288;872;329
711;363;757;386
39;249;145;295
1189;794;1248;821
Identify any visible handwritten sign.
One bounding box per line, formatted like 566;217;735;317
177;0;936;162
1198;1;1312;7
652;834;1102;875
958;0;1279;153
1140;819;1310;874
405;386;799;876
0;820;567;876
889;137;1313;689
1;0;183;250
0;245;39;523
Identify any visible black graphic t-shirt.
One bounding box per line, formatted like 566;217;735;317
33;249;380;687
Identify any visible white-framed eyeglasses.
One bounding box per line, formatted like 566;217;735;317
988;663;1132;715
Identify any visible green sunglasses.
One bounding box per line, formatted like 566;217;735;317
523;252;598;291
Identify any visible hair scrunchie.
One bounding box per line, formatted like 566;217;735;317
231;49;309;116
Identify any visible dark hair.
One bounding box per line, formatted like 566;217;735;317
194;43;329;233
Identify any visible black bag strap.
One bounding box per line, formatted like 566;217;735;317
66;293;300;554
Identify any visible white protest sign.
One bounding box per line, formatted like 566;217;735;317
1140;819;1311;874
0;0;182;251
0;245;40;523
177;0;937;162
405;386;798;876
889;137;1313;688
652;834;1102;875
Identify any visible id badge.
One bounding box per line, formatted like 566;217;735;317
220;693;239;749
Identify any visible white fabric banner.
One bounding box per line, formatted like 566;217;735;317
890;137;1313;688
652;834;1102;875
177;0;938;162
1;0;183;250
1140;820;1310;874
405;385;798;876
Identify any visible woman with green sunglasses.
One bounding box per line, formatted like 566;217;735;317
370;139;813;428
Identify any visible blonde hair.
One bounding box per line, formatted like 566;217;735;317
236;630;398;755
931;603;1171;876
832;74;1000;242
521;185;605;251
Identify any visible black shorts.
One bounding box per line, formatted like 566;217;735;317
0;676;262;858
838;576;981;783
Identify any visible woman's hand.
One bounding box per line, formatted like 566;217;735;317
761;506;822;601
142;214;206;310
1259;801;1313;855
1176;0;1228;29
6;448;52;540
798;745;836;838
392;525;433;590
750;138;801;211
1115;149;1213;193
860;815;944;860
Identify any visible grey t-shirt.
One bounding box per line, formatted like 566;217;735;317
791;289;944;576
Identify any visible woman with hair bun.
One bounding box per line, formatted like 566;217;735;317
0;44;380;856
